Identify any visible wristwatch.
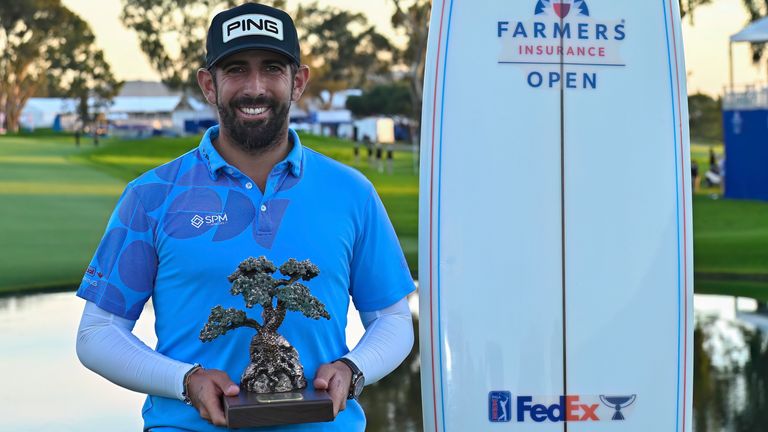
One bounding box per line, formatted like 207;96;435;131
335;357;365;400
181;363;202;406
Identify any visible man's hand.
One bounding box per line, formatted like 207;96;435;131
187;368;240;426
313;361;352;417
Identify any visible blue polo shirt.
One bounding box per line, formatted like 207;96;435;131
77;126;414;431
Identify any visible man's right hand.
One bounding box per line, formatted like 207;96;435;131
186;368;240;426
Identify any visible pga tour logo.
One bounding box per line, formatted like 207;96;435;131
190;213;229;228
488;392;637;423
497;0;626;90
489;391;512;422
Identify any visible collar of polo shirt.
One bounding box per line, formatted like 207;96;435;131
198;125;303;180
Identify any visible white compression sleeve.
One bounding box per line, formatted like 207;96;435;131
343;297;414;384
76;301;193;400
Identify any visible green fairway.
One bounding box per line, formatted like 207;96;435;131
0;136;123;293
693;196;768;274
690;141;768;298
1;134;766;301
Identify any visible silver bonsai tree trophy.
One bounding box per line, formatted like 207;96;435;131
199;256;334;428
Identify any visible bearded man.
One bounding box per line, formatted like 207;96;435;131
75;3;415;431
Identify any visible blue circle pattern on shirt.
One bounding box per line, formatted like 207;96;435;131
163;188;223;239
118;241;156;292
213;190;255;242
76;126;415;431
95;227;127;277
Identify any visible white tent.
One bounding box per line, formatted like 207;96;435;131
729;16;768;89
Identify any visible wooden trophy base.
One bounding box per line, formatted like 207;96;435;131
223;387;334;428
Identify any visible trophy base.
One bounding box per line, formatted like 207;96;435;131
223;387;334;428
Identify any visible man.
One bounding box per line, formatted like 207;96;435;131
75;3;415;431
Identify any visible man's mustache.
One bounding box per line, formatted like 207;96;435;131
229;96;276;110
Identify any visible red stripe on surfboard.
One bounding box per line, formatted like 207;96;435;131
666;1;688;430
428;0;449;430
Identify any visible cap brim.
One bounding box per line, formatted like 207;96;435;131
207;44;299;68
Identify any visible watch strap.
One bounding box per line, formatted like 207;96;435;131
181;363;202;406
335;357;363;399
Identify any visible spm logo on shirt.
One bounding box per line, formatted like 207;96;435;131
488;391;512;422
191;213;229;228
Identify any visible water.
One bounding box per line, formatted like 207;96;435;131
693;296;768;432
0;292;421;431
0;292;764;431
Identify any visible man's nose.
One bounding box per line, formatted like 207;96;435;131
242;71;268;97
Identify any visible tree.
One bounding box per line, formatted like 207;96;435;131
121;0;232;94
346;82;412;117
46;15;122;130
121;0;287;95
296;2;393;110
683;0;768;64
200;256;329;393
390;0;431;144
0;0;118;132
679;0;714;22
688;93;723;142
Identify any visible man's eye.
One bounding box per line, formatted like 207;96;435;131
265;65;283;73
226;66;246;74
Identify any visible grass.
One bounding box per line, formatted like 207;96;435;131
690;141;768;299
0;136;123;293
1;134;766;301
693;196;768;275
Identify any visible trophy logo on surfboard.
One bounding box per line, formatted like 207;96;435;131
599;394;637;420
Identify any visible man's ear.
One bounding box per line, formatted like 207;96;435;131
197;68;217;105
291;65;311;102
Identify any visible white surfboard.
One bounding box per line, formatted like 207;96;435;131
418;1;692;431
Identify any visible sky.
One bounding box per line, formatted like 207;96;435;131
61;0;766;97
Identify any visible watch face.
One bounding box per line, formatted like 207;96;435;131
353;375;365;397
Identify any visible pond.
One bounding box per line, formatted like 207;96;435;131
0;292;764;431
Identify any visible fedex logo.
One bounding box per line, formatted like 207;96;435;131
517;395;598;422
488;392;636;423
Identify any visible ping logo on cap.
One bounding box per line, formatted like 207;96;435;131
222;14;284;43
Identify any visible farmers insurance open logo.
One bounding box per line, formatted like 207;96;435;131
497;0;626;90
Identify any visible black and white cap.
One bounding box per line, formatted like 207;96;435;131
205;3;301;69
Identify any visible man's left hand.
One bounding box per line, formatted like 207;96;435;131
313;361;352;417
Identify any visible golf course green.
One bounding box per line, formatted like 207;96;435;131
0;133;765;300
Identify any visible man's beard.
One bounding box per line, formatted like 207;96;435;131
217;94;291;154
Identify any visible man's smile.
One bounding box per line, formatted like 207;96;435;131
237;105;270;119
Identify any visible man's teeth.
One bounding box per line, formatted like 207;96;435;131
240;107;267;115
